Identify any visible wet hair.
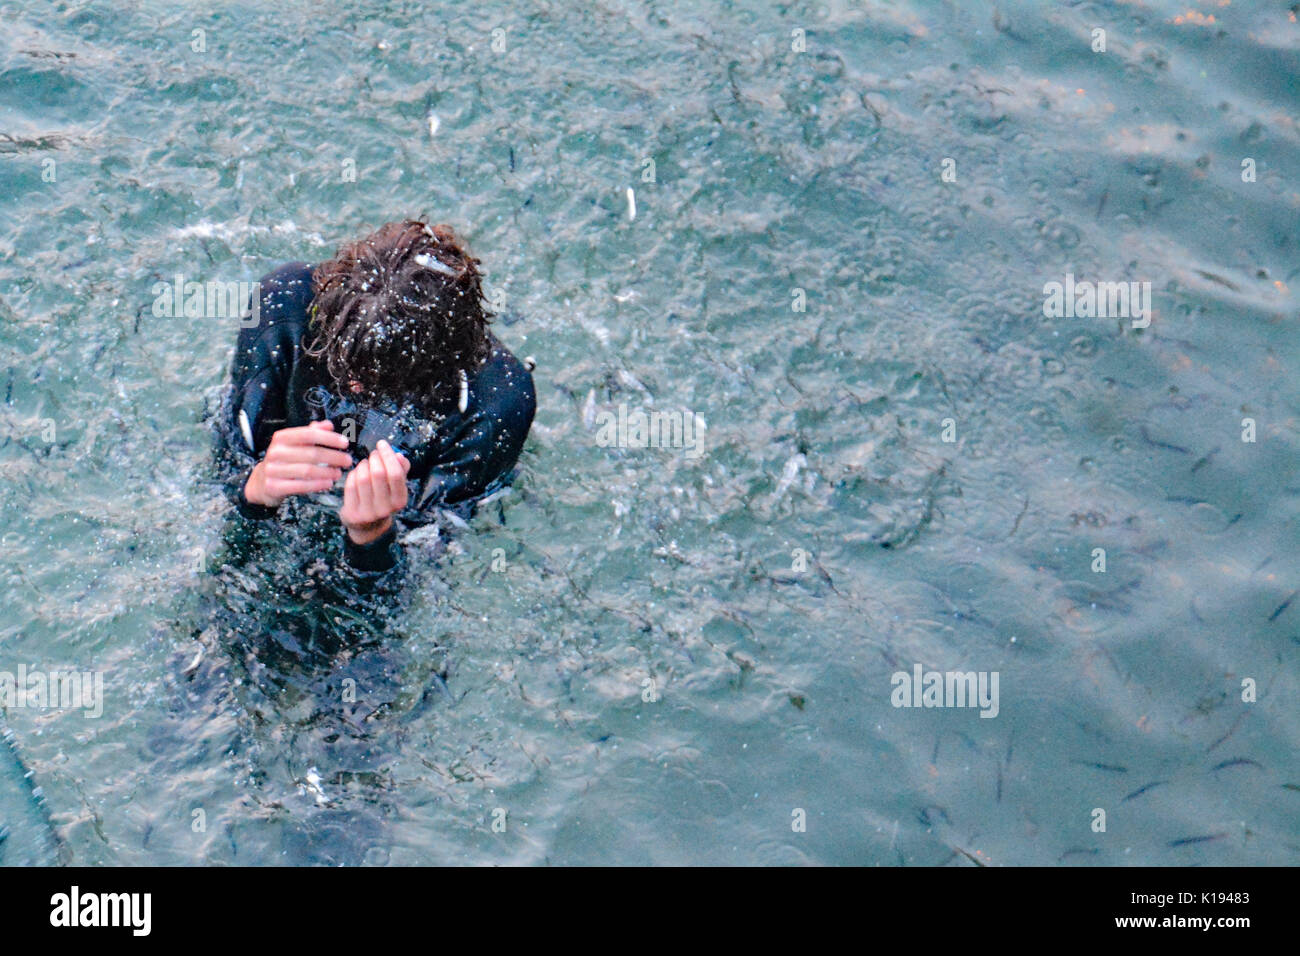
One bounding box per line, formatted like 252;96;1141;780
307;219;491;405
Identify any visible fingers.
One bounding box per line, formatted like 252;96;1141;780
349;458;376;520
275;423;351;451
366;447;400;511
342;464;359;516
375;441;409;507
272;446;353;470
267;425;352;470
267;476;337;496
381;440;412;477
368;443;390;491
263;460;343;481
339;441;410;533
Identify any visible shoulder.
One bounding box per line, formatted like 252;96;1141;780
256;261;316;310
239;262;316;347
470;334;536;424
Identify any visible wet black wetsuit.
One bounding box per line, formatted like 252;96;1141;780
212;261;536;576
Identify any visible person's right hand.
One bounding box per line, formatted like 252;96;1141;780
243;420;353;508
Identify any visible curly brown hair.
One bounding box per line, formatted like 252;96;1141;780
307;219;492;405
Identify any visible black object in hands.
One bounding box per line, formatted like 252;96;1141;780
303;386;410;461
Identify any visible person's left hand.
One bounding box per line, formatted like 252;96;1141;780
339;440;411;545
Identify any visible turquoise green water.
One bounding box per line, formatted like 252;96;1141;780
0;0;1296;865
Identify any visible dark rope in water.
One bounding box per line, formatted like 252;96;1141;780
0;709;69;864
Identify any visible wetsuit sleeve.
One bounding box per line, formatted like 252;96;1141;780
213;262;315;519
407;347;536;519
329;523;407;602
343;524;401;574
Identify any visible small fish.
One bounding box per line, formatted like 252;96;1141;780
615;369;647;393
1139;425;1191;455
1076;761;1128;773
773;453;806;500
1211;757;1264;773
427;670;453;703
414;253;458;278
1169;833;1226;848
1207;711;1246;751
1268;590;1296;622
478;486;512;508
182;647;204;677
238;409;254;451
1122;781;1167;801
581;389;597;429
626;187;636;221
1193;269;1240;292
436;508;470;532
427;113;440;137
1190;446;1219;473
951;845;987;867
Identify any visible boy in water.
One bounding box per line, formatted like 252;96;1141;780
215;219;535;575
